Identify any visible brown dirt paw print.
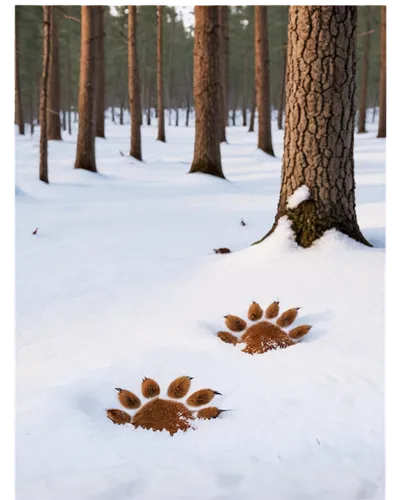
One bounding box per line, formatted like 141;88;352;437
217;301;312;355
106;376;227;436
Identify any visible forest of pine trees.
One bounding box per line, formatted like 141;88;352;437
15;5;386;246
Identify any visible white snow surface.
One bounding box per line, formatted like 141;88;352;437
16;110;385;500
287;184;310;208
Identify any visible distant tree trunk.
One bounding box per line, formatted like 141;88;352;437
39;6;51;183
242;57;248;127
256;7;370;248
249;87;256;132
189;6;224;178
119;99;124;125
128;6;142;161
175;99;179;126
157;6;166;142
66;12;72;136
358;9;371;134
15;9;25;135
95;6;105;138
62;107;67;131
47;7;62;140
377;6;386;138
372;89;378;123
74;6;97;172
186;100;190;127
277;48;287;130
74;109;77;122
255;6;274;156
218;6;228;143
111;105;115;122
30;89;35;135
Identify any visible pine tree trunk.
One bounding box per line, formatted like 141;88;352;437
128;6;142;161
358;9;371;134
255;6;274;156
15;9;25;135
277;48;287;131
30;89;35;136
47;7;62;140
242;57;248;127
377;6;386;138
248;87;256;132
74;6;97;172
157;6;166;142
95;6;105;138
39;6;51;183
62;107;66;131
120;101;124;125
189;6;224;178
218;6;228;143
66;10;72;135
111;105;115;123
372;89;378;123
257;7;370;248
186;92;190;127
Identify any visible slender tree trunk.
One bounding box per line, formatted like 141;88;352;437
95;6;105;138
358;8;371;134
15;9;25;135
119;101;124;125
128;6;142;160
256;7;370;248
255;6;274;156
186;100;190;127
62;107;66;131
242;57;248;127
74;109;77;123
66;11;72;135
248;87;256;132
157;6;166;142
189;6;224;178
111;105;115;123
47;7;62;140
277;48;287;131
377;6;386;138
175;97;179;127
218;6;228;143
74;6;97;172
40;6;51;183
372;89;378;123
30;89;34;136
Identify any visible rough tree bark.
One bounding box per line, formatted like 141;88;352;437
218;6;228;142
248;87;256;132
256;6;370;248
189;6;224;178
358;8;371;134
255;6;274;156
95;6;105;138
47;7;62;140
39;6;51;183
157;6;166;142
74;6;97;172
66;7;72;135
15;8;24;135
377;6;386;138
128;6;142;161
277;48;287;130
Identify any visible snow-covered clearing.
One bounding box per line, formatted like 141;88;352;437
16;112;385;500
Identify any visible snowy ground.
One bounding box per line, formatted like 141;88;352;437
16;110;385;500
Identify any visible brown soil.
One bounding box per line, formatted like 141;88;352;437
241;321;295;355
132;398;194;436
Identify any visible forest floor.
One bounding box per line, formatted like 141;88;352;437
16;111;385;500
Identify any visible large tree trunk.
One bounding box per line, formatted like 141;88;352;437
358;8;371;134
189;6;224;178
248;87;256;132
218;6;228;143
47;7;62;140
74;6;97;172
255;6;274;156
377;6;386;138
95;6;105;138
39;6;51;183
156;6;166;142
257;7;370;248
128;6;142;161
15;8;24;135
66;7;72;135
277;48;287;131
